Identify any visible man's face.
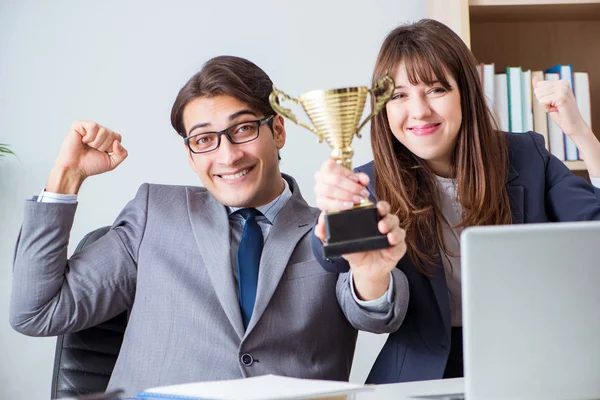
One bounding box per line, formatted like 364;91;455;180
183;95;286;208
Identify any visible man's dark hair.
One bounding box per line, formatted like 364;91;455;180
171;55;276;138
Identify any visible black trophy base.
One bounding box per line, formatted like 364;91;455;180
323;205;390;259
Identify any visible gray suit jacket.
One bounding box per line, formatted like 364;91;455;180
10;174;408;397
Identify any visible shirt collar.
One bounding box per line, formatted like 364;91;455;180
227;178;291;224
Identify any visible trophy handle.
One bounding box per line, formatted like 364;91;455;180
269;87;321;138
355;75;395;138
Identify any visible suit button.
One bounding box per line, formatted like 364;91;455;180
241;353;254;366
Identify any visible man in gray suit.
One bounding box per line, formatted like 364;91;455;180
10;56;409;397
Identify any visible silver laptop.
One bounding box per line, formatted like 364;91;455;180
413;221;600;400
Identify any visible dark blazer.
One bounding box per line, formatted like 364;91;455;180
312;132;600;384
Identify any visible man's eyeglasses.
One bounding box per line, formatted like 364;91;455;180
184;115;275;154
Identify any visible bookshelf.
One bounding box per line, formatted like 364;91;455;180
427;0;600;173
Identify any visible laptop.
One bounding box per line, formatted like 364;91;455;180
412;221;600;400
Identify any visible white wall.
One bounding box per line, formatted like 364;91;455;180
0;1;425;398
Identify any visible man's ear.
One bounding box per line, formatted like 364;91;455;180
272;115;286;150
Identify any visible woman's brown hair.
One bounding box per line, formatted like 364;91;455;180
371;19;512;275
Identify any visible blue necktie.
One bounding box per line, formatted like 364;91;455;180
237;208;263;329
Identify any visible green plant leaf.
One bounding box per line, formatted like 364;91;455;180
0;144;15;157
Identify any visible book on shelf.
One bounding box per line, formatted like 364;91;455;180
574;71;592;134
483;63;495;111
531;70;549;150
493;73;509;132
544;72;566;161
546;64;579;161
506;66;524;133
480;62;591;165
522;69;534;132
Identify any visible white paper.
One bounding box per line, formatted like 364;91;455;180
139;374;371;400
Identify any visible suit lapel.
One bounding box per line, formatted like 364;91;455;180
507;163;524;223
186;187;245;340
244;177;317;336
508;185;524;223
427;253;452;337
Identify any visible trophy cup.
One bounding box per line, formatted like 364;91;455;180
269;76;394;258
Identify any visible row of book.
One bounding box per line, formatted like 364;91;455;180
476;63;592;162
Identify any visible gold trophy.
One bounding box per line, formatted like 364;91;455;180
269;76;394;258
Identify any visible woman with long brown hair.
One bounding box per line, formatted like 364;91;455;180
312;19;600;383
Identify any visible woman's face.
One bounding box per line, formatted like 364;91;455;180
385;62;462;177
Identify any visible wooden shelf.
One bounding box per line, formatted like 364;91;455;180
565;160;587;170
471;0;600;5
469;5;600;137
426;0;599;174
470;0;600;5
470;1;600;22
426;0;600;39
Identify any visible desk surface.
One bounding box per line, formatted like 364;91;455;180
354;378;464;400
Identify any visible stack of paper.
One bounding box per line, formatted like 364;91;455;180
137;374;371;400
